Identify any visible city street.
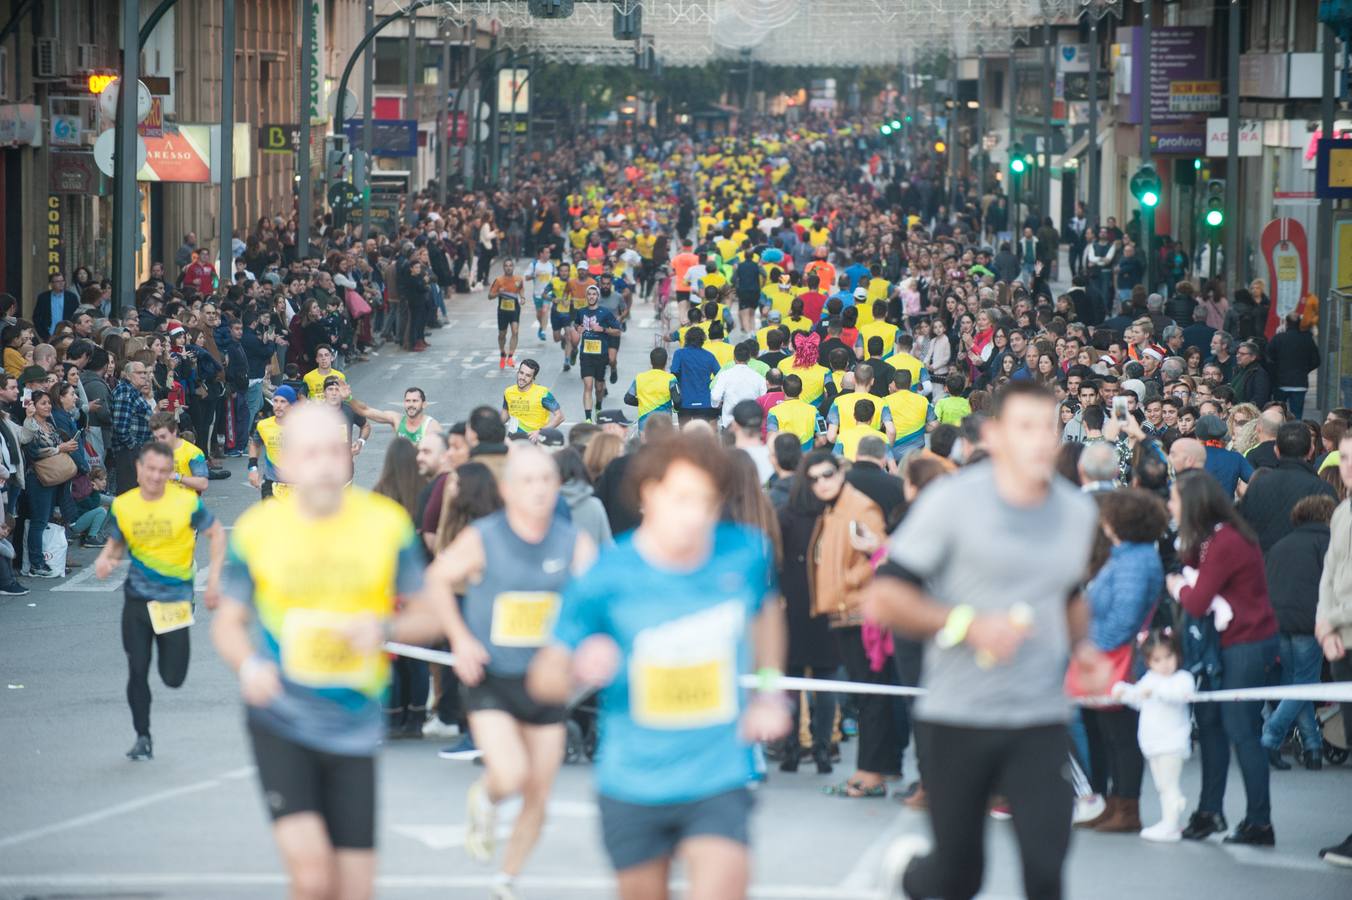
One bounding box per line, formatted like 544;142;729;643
0;282;1348;900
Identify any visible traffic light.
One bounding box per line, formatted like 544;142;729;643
135;204;146;250
1130;163;1161;209
1009;142;1026;174
1204;179;1225;228
890;119;902;130
880;123;893;135
904;114;913;123
325;134;350;182
933;140;947;154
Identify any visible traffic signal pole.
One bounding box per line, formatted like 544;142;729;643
1224;0;1240;288
220;0;235;274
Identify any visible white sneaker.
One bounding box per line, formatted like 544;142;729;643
421;716;460;738
1072;793;1106;825
876;835;929;900
465;779;496;863
1140;820;1182;842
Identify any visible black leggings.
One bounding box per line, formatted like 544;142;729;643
902;722;1072;900
121;595;191;737
1081;707;1144;799
834;625;900;776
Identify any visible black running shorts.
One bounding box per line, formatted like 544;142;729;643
461;673;566;726
247;718;376;850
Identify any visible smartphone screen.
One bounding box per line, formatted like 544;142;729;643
1112;395;1129;420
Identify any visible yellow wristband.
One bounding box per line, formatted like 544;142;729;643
936;604;976;650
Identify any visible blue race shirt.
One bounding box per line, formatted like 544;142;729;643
553;523;774;805
669;346;720;409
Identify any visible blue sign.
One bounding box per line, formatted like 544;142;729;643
343;119;417;158
1316;138;1352;201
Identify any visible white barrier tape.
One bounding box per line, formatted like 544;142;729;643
383;643;1352;705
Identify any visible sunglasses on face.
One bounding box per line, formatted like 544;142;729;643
807;468;840;483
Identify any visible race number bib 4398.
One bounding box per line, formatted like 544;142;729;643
146;600;194;635
499;295;518;311
490;591;560;648
280;609;380;688
629;601;744;730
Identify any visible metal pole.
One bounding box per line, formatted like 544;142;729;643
1140;0;1151;162
1223;0;1240;289
463;29;478;186
1317;23;1337;410
977;49;986;224
406;9;417;225
1087;14;1100;227
438;25;451;204
361;0;374;236
113;0;141;314
1041;15;1053;220
508;51;518;187
948;55;957;219
219;0;235;279
489;38;501;186
1008;56;1017;226
299;0;314;258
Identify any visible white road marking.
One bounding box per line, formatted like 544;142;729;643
0;766;255;850
49;563;212;593
0;873;879;897
839;808;925;890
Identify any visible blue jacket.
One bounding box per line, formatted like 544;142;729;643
1087;541;1164;651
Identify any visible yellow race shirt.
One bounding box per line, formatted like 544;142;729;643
303;367;345;402
829;390;883;433
251;416;285;487
858;321;900;357
881;390;933;449
627;368;677;425
503;383;561;433
223;488;423;754
776;359;829;404
836;424;874;461
705;340;735;368
110;485;214;600
171;439;209;487
767;397;819;450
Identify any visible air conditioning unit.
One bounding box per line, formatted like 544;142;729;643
34;37;57;78
528;0;574;19
77;43;97;73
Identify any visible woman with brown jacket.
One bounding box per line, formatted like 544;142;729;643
803;449;894;797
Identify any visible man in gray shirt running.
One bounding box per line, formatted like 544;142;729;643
863;380;1108;900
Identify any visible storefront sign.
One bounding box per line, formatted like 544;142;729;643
496;69;530;116
1149;126;1205;156
1168;80;1220;112
259;123;300;153
138;123;252;183
49;151;104;195
45;195;63;277
137;97;163;138
1260;218;1309;336
307;1;326;125
0;104;41;146
50;114;81;147
1205;118;1263;157
1317;138;1352;200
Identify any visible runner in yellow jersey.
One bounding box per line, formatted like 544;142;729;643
835;398;878;462
94;441;226;761
624;347;681;427
880;370;935;462
302;345;345;402
826;365;883;448
248;385;297;500
502;359;564;442
857;302;898;357
766;375;821;450
211;404;443;900
149;411;210;493
777;334;830;405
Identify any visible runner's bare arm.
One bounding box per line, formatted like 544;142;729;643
92;534;126;580
526;645;573;705
201;520;226;610
425;527;487;645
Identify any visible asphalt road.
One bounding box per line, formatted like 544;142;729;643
1;273;1349;899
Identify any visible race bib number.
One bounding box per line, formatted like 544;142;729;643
269;482;291;500
629;601;744;730
490;591;561;648
280;609;381;689
499;295;518;312
146;600;194;635
582;338;603;355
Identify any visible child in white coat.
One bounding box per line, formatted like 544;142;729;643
1112;630;1196;842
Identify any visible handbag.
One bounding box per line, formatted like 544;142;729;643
34;452;77;487
1064;641;1136;700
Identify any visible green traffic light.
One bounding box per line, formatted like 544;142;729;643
1141;190;1159;208
880;124;892;135
890;119;902;129
1010;158;1026;174
1194;158;1203;170
904;114;912;122
1205;209;1224;227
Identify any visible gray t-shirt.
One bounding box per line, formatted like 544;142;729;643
887;462;1096;728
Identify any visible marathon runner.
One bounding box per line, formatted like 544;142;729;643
302;345;345;401
327;378;371;457
574;284;623;423
211;403;443;900
594;271;631;385
93;441;226;761
353;386;439;444
502;359;564;442
148;411;210;494
489;259;525;371
544;262;578;371
426;445;595;899
247;384;297;499
525;245;556;342
528;430;791;900
623;347;681;427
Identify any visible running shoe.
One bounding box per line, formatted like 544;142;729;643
224;449;245;458
80;537;107;549
27;564;59;579
1320;833;1352;867
207;469;231;480
609;367;618;384
126;734;153;761
490;874;519;900
438;735;482;761
465;779;496;863
562;361;571;372
507;356;516;368
422;716;460;738
0;583;29;596
988;802;1012;821
1072;793;1106;825
537;328;546;341
499;356;507;370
